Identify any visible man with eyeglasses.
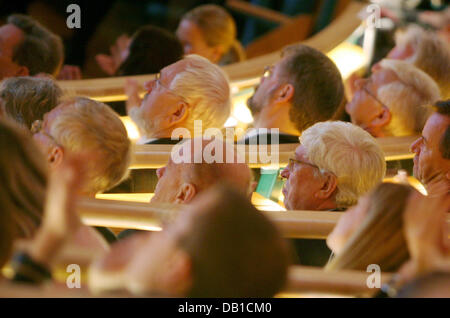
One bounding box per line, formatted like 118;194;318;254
240;44;344;145
124;54;231;145
280;121;386;266
345;59;440;137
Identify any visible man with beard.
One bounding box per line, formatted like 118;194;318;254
411;99;450;196
240;44;344;145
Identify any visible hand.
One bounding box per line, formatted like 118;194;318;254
125;78;143;114
96;34;131;76
397;193;450;285
57;65;82;80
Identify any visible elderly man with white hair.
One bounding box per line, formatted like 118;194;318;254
125;54;231;144
281;121;386;211
346;59;441;138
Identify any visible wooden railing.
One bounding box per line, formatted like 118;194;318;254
56;1;366;102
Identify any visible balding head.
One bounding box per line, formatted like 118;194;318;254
151;138;252;204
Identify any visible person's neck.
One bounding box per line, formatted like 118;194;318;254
254;103;300;136
424;176;450;197
315;199;338;211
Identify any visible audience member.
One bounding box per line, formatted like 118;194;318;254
125;55;231;144
411;100;450;196
96;25;184;77
31;97;131;196
242;44;344;144
346;59;440;137
326;182;415;272
0;14;64;80
89;185;290;297
0;76;62;130
176;4;245;65
281;121;386;211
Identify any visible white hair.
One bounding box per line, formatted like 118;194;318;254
300;121;386;208
170;54;231;130
377;59;440;136
50;97;131;194
395;25;450;98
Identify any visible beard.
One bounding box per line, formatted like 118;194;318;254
247;85;263;117
129;107;163;138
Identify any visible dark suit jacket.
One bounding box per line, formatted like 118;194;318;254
237;132;300;145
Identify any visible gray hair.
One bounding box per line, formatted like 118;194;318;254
170;54;231;130
378;59;441;136
300;121;386;207
0;76;62;129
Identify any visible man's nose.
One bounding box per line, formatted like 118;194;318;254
144;80;155;93
280;167;289;179
354;78;366;90
410;137;421;154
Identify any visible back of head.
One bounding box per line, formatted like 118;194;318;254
171;54;231;129
301;121;386;207
0;118;47;239
396;25;450;98
326;183;413;272
182;4;240;59
0;76;62;129
179;185;290;297
281;44;344;133
434;99;450;159
378;59;441;136
7;14;64;76
50;97;131;194
116;25;184;76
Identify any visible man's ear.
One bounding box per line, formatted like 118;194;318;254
169;101;189;126
48;145;64;167
161;249;192;297
175;183;197;204
274;83;294;104
315;172;338;200
371;106;391;128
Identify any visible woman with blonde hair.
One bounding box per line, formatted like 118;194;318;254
326;182;417;272
176;4;246;65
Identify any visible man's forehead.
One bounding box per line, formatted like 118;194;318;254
424;113;450;140
0;24;24;43
294;144;308;160
371;68;398;86
162;59;187;83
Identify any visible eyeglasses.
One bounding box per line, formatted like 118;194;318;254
31;119;58;144
146;73;188;104
361;80;389;110
287;157;320;170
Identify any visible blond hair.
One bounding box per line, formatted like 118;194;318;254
50;97;131;194
182;4;245;63
377;59;441;136
395;25;450;98
326;183;414;272
300;121;386;207
170;54;231;130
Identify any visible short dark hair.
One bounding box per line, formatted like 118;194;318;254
281;44;344;133
179;185;290;297
116;25;183;76
434;100;450;159
7;14;64;76
0;76;62;129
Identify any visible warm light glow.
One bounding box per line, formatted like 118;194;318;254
120;116;141;141
327;42;366;79
384;176;428;195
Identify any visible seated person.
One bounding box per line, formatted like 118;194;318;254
326;182;416;272
96;25;184;77
378;25;450;99
0;119;108;272
0;14;63;80
0;76;62;130
125;55;231;144
176;4;245;65
281;121;386;211
31;97;131;243
346;59;440;137
88;185;290;297
411;99;450;197
241;44;344;144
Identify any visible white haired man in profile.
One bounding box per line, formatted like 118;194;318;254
125;54;231;145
